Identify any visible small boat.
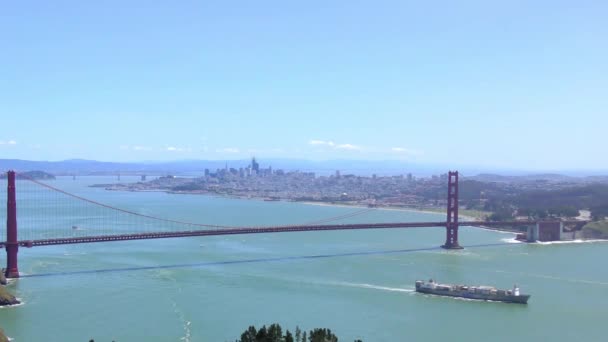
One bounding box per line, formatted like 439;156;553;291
415;279;530;304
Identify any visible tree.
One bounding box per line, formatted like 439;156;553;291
488;208;514;221
556;206;579;218
537;210;548;219
517;207;531;218
256;326;268;342
267;324;283;342
309;328;338;342
591;205;608;220
239;326;257;342
234;323;360;342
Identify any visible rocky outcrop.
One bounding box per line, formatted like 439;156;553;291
0;327;9;342
0;285;20;306
0;271;6;285
0;328;9;342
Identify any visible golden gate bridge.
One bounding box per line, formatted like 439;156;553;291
1;170;583;279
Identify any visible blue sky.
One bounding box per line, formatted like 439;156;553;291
1;0;606;170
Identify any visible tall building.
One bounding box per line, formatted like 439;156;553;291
251;157;260;173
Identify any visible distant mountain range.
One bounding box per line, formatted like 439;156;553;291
463;173;608;184
0;159;230;176
0;158;606;179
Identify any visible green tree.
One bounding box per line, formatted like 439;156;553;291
537;210;548;219
295;326;302;342
591;205;608;220
517;207;531;218
256;326;268;342
309;328;338;342
267;324;283;342
557;206;579;217
239;326;257;342
488;208;514;221
234;324;361;342
285;330;294;342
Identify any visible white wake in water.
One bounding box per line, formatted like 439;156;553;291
156;270;192;342
501;237;523;244
179;320;192;342
535;239;608;245
330;281;415;293
0;298;25;309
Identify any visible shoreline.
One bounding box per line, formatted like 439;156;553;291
104;186;471;217
296;201;479;221
99;187;607;240
105;187;520;232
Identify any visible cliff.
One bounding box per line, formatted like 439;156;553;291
0;285;20;306
0;327;9;342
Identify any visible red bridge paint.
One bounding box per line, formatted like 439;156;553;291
442;171;462;249
5;171;19;278
0;220;582;250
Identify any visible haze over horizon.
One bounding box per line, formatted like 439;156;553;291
2;1;607;169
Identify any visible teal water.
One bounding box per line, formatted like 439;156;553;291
1;177;607;341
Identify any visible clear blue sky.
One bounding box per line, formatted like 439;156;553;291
1;0;606;170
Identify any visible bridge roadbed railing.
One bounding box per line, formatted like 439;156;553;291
4;221;449;247
0;220;586;248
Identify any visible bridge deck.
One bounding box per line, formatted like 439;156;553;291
0;220;556;248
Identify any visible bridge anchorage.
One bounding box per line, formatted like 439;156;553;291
5;169;577;279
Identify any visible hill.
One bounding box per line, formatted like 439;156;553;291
581;221;608;239
0;170;55;180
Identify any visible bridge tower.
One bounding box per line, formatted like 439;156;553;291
442;171;463;249
5;170;19;278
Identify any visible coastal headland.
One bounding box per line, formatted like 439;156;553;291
0;271;19;307
0;285;20;307
0;327;9;342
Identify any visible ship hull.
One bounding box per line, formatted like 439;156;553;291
415;287;530;304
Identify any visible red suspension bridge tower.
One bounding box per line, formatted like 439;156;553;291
5;170;20;278
442;171;463;249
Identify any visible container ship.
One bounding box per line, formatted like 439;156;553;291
415;279;530;304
